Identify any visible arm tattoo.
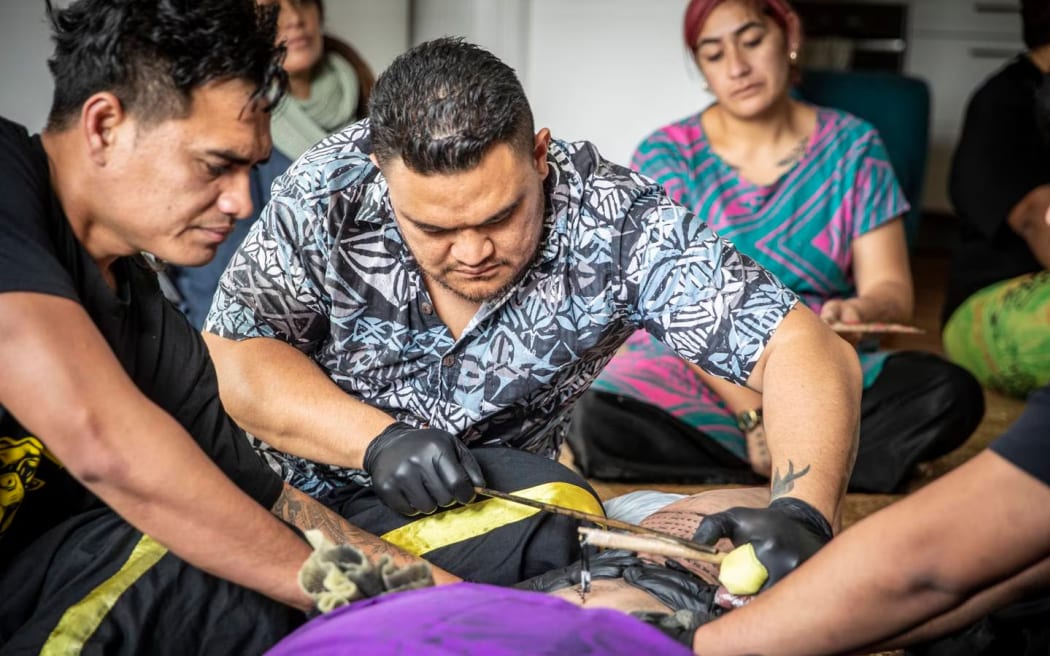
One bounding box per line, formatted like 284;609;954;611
748;425;771;475
271;484;412;564
770;460;811;499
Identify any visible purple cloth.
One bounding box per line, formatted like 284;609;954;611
266;582;692;655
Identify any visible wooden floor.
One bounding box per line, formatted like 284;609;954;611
567;250;1027;655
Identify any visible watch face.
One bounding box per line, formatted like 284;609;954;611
737;409;762;432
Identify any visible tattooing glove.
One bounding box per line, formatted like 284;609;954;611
297;529;434;614
631;610;710;648
693;497;833;592
621;559;720;615
363;422;486;516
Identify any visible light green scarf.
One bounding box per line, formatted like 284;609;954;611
271;52;359;159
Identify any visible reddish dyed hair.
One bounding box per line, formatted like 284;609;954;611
683;0;795;49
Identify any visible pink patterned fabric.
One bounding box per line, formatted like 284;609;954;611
592;107;908;458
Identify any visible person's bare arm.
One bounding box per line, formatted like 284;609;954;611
692;369;763;417
745;305;861;525
203;332;395;468
690;367;770;475
0;292;313;609
820;218;914;327
271;484;460;585
691;449;1050;656
866;556;1050;652
1007;184;1050;268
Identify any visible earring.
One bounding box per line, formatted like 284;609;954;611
789;50;798;63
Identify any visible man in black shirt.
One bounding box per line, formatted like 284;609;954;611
942;0;1050;397
0;1;450;653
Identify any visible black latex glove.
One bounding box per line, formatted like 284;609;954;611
363;422;485;516
693;497;833;591
621;559;720;615
519;551;723;619
631;610;709;648
517;549;645;593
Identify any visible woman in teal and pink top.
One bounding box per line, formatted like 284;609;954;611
567;0;984;493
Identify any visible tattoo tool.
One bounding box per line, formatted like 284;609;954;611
828;322;924;334
577;533;591;603
473;486;723;563
577;527;725;565
474;486;769;594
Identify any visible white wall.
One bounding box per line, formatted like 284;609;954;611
0;1;64;132
526;0;713;165
0;0;409;134
412;0;532;82
411;0;714;167
2;0;1016;213
323;0;410;75
1;0;709;169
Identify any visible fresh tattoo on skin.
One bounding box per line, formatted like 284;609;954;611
271;484;410;563
770;460;811;499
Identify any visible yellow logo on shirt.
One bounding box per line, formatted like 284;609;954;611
0;436;57;537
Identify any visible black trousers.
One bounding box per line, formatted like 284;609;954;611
0;508;303;656
568;351;985;493
320;447;603;586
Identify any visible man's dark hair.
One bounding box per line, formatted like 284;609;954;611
45;0;287;131
1022;0;1050;49
368;37;535;174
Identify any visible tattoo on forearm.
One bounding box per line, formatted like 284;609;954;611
748;426;771;475
271;485;411;563
770;460;811;498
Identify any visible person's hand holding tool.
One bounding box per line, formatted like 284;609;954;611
363;422;485;515
694;497;834;595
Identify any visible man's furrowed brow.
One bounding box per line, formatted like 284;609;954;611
205;149;254;166
403;195;523;231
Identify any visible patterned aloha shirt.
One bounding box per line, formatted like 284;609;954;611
205;119;798;497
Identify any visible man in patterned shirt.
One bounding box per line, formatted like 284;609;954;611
203;37;861;587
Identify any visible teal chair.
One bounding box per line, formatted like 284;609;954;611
795;69;931;247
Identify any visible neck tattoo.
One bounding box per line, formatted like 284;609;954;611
775;135;809;168
721;134;809;172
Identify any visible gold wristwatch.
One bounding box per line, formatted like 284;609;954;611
736;407;763;432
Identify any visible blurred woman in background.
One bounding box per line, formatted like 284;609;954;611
569;0;984;494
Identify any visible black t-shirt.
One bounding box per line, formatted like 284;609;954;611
0;117;282;561
991;384;1050;486
944;56;1049;322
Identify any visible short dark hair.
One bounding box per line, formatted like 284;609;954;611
1022;0;1050;49
45;0;287;131
368;37;535;174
